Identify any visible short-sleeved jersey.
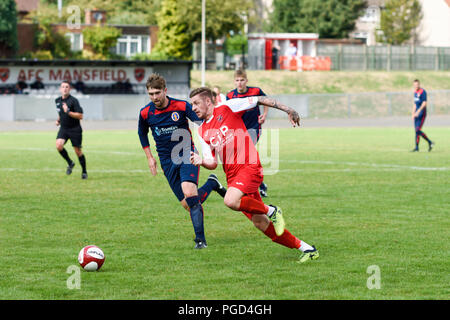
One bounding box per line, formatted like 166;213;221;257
198;97;262;179
55;95;83;129
414;88;427;117
226;86;266;132
138;96;201;161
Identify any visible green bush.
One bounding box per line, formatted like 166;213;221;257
34;21;72;59
82;25;122;60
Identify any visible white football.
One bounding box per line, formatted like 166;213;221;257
78;245;105;271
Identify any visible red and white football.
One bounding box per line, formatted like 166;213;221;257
78;245;105;271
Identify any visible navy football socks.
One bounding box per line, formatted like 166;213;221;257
185;196;206;243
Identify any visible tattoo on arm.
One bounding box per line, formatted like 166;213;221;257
257;97;288;112
257;96;301;126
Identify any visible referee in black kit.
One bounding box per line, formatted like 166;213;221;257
55;80;88;179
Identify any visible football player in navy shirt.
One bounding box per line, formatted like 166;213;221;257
138;74;225;249
411;79;433;152
226;69;269;197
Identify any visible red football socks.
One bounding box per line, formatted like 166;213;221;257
238;196;269;215
264;222;301;249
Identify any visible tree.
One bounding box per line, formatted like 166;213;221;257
269;0;366;38
153;0;192;59
377;0;423;45
0;0;18;57
226;34;248;56
154;0;252;60
34;18;72;59
180;0;252;42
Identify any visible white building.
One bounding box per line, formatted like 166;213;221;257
350;0;383;45
351;0;450;47
417;0;450;46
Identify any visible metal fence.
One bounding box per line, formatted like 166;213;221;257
271;90;450;119
1;90;449;121
317;44;450;71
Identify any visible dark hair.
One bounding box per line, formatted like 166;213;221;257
146;73;166;90
61;80;71;86
189;87;214;101
413;79;420;83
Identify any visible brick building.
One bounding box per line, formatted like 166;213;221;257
15;1;159;58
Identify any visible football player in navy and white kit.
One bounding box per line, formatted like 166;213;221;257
138;74;226;249
411;79;434;152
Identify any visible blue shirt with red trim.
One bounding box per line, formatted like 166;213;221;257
414;88;427;118
226;86;266;132
138;96;201;160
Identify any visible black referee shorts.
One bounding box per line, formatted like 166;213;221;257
57;126;83;148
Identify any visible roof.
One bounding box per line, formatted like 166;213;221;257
0;59;193;67
366;0;384;7
15;0;39;13
248;33;319;40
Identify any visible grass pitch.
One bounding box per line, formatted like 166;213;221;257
0;126;449;299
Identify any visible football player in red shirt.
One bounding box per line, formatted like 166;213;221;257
189;87;319;263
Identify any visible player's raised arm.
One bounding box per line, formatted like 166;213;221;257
255;96;301;127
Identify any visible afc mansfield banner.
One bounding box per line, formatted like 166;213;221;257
0;66;153;85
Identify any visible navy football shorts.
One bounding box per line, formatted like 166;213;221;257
160;159;200;201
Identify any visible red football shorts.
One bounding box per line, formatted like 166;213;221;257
227;165;264;221
227;164;263;195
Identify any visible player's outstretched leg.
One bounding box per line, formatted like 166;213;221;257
198;174;227;202
208;174;227;197
262;221;319;262
234;194;285;236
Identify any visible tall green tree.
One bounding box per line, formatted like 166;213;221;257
154;0;192;59
180;0;252;42
377;0;422;45
0;0;18;57
155;0;252;60
270;0;366;38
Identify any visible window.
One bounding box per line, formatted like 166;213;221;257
65;33;83;51
361;6;379;23
141;36;149;54
114;35;151;57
